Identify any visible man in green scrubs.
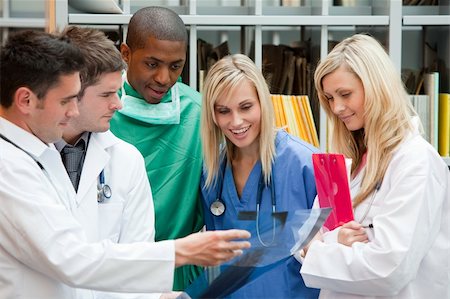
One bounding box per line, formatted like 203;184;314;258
110;6;203;291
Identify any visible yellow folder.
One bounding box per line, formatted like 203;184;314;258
438;93;450;157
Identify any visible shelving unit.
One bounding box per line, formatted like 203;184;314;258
0;0;46;41
3;0;448;165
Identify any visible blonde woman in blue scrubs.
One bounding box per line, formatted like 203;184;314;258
200;54;320;298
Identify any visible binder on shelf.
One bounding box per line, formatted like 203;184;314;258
292;96;308;141
438;93;450;157
196;39;230;92
281;95;298;137
423;72;439;150
296;96;314;145
300;95;319;147
312;153;353;231
270;95;319;147
263;45;284;94
409;94;430;141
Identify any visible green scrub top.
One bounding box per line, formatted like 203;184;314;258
111;80;204;291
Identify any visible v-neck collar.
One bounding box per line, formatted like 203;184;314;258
224;160;262;209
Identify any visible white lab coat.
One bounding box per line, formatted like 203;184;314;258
55;131;163;299
0;117;175;299
300;125;450;298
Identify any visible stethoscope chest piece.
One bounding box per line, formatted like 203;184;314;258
98;184;112;203
210;199;225;216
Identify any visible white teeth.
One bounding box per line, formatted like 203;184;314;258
231;126;249;134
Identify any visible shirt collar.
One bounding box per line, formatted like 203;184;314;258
54;131;90;152
0;116;52;160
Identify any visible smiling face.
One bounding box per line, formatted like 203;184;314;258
29;72;80;143
121;36;186;104
322;65;366;131
64;71;122;143
214;79;261;153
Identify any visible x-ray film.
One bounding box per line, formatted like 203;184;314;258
181;208;330;299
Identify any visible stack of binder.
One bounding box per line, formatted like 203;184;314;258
262;42;312;97
271;94;319;147
409;71;449;157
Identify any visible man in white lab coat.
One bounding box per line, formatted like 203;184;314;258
0;30;251;299
55;26;160;299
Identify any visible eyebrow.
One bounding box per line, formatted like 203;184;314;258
214;104;228;107
215;99;254;108
100;90;116;94
62;93;79;101
145;56;184;64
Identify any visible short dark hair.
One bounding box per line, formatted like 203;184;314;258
0;30;84;108
126;6;188;51
60;26;126;97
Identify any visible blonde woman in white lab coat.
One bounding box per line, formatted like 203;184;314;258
299;34;449;298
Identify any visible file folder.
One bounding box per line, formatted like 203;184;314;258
312;153;353;231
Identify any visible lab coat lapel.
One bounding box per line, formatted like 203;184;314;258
76;133;109;205
38;145;77;212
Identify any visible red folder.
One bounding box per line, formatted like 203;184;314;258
312;153;354;231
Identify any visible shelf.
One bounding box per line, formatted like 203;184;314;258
183;15;389;26
68;13;389;26
0;17;45;28
403;15;450;26
328;5;373;16
402;5;441;15
68;13;131;25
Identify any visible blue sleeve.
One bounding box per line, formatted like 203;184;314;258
274;131;319;211
300;151;317;209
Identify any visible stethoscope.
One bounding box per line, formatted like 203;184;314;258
0;133;45;170
356;181;382;227
0;133;72;210
97;169;112;203
210;158;277;247
76;132;111;203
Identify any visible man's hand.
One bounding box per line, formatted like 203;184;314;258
159;291;183;299
337;221;368;246
174;229;251;267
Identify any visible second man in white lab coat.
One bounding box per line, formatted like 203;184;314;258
56;26;171;299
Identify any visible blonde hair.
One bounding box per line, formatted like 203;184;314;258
201;54;276;188
314;34;414;207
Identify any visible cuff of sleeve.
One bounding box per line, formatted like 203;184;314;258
294;249;306;264
322;227;339;244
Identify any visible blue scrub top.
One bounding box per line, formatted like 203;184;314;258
201;130;320;299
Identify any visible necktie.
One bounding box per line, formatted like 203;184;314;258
61;140;85;192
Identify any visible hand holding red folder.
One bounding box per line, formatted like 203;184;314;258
312;153;353;231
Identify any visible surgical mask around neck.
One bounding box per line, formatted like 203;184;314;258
118;82;181;125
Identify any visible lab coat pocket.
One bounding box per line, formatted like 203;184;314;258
97;202;124;242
